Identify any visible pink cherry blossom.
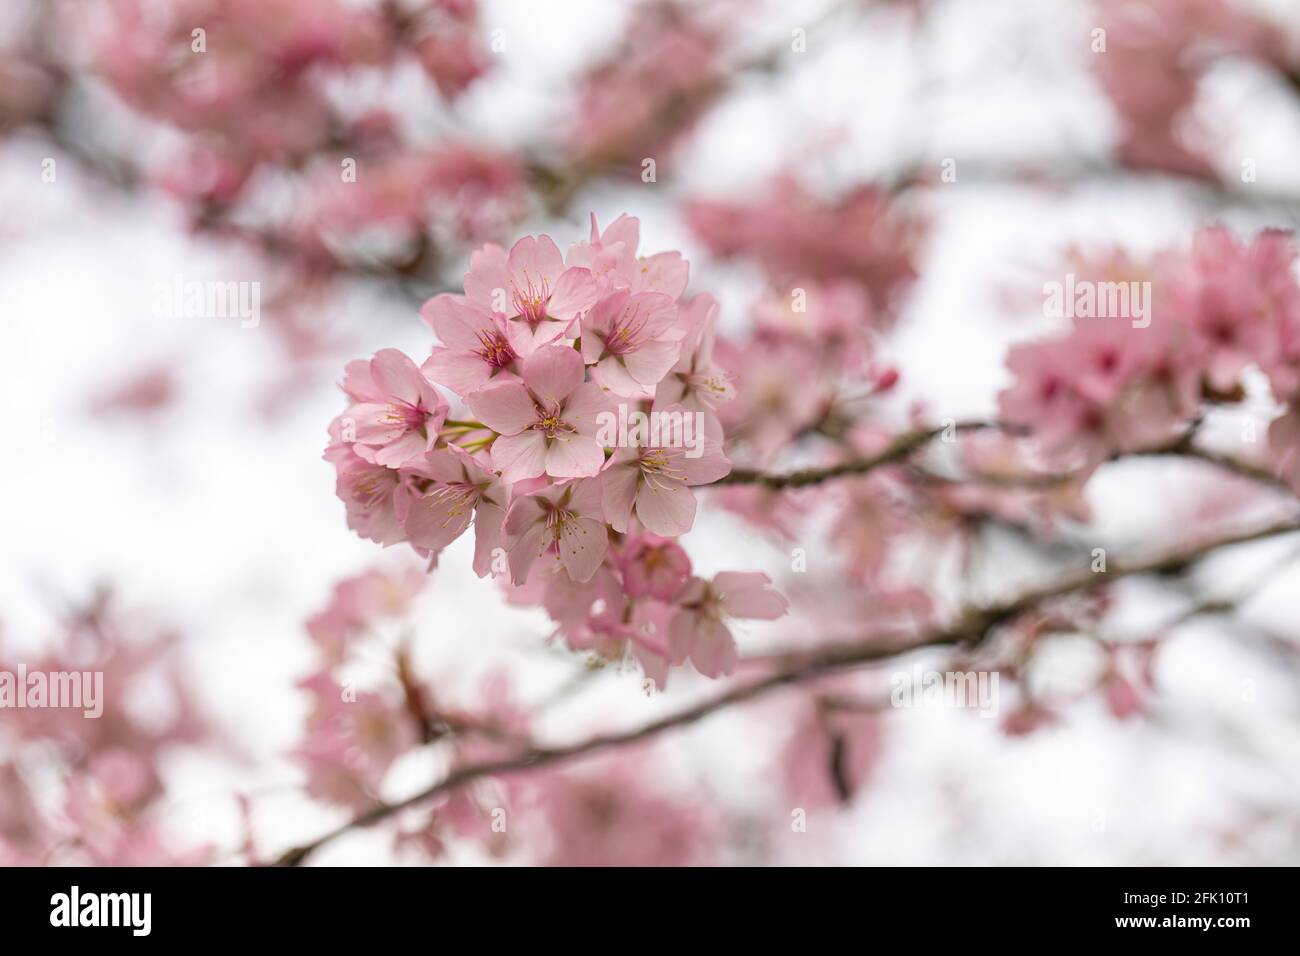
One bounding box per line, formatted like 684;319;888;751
668;571;789;677
1000;228;1300;471
600;404;731;536
340;349;449;468
1092;0;1278;181
501;478;609;585
567;2;724;170
306;566;427;664
410;1;492;97
616;534;692;601
566;213;689;297
420;294;521;396
319;214;795;693
653;293;735;412
1172;227;1299;393
403;445;507;576
580;288;682;396
716;337;827;463
296;672;420;810
467;345;612;483
463;235;599;355
752;280;877;362
325;440;412;546
686;174;924;312
781;696;883;809
521;754;717;867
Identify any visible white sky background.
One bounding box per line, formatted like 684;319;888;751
2;0;1300;863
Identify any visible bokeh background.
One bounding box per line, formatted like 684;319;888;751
3;0;1300;864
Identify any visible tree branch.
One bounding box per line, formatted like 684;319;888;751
713;421;993;489
272;513;1300;866
715;420;1294;496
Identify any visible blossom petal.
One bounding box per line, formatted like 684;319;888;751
404;489;475;552
558;515;609;583
471;501;506;578
634;478;697;536
562;382;616;434
546;267;599;322
600;463;639;533
420;294;495;349
508;234;564;285
522;345;584;406
369;349;422;406
714;571;789;620
422;347;492;396
491;430;549;483
467;382;536;435
462;244;510;313
623;338;682;388
545;435;606;478
689;617;738;678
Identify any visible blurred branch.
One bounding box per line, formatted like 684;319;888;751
720;418;1295;495
891;157;1300;218
714;420;994;489
272;512;1300;866
1139;439;1293;495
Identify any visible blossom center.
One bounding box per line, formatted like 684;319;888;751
428;483;479;524
385;399;430;430
511;276;552;328
354;468;397;508
603;303;652;355
532;403;575;439
475;329;516;369
639;447;685;486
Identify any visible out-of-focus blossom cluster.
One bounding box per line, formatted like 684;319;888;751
326;215;788;685
567;1;728;172
0;596;210;865
295;566;520;856
1092;0;1300;179
1000;227;1300;490
293;141;527;272
293;566;723;864
78;0;520;266
682;173;920;474
687;174;924;315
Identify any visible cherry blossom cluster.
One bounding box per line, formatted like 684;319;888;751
327;215;788;684
999;227;1300;487
686;174;924;314
567;1;727;171
1092;0;1299;180
295;566;719;863
0;598;210;865
88;0;490;207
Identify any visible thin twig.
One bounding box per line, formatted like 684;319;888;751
716;421;1294;495
713;420;992;489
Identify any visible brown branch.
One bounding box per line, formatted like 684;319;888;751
713;420;993;489
716;419;1294;496
890;156;1300;216
272;512;1300;866
1138;443;1292;495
